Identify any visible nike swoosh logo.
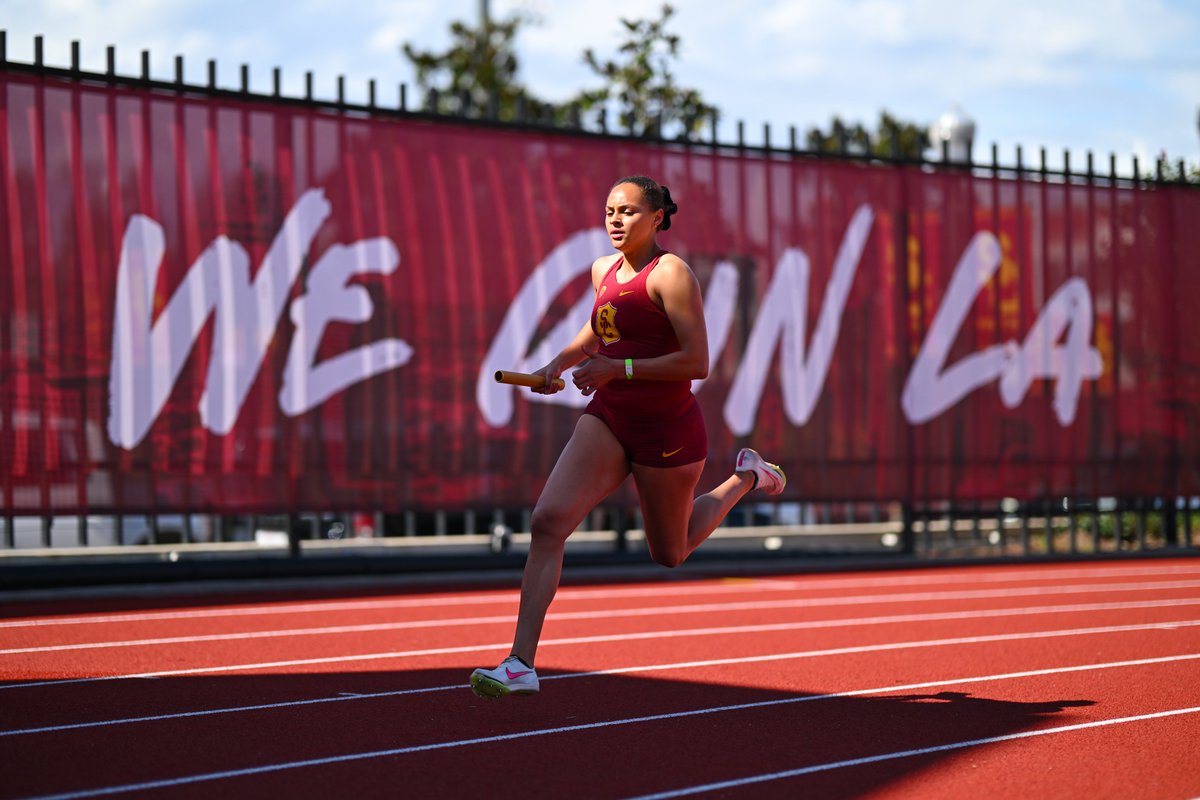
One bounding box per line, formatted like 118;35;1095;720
619;290;635;296
505;668;533;679
662;447;683;458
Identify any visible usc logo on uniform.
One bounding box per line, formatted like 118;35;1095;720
595;302;620;345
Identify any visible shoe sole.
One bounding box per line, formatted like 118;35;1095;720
470;672;538;699
767;463;787;495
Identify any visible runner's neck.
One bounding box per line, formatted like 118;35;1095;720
618;245;664;276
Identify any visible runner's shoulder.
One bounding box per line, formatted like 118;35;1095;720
649;252;698;289
592;253;622;286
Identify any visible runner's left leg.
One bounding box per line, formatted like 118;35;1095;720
632;460;755;567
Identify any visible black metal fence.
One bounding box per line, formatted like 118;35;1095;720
3;30;1197;185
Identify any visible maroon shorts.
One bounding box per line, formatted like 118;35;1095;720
584;394;708;468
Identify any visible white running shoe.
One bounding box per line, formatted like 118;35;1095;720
736;448;787;496
470;655;539;698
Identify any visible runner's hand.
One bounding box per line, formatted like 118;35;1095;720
572;342;617;396
530;363;565;395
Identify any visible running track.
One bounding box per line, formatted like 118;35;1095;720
1;557;1198;798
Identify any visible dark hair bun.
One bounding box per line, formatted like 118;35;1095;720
660;185;678;231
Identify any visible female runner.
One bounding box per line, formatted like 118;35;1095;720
471;175;785;698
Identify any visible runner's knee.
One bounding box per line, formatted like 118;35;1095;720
529;505;575;545
648;543;687;569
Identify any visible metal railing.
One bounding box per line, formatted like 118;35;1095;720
2;30;1197;190
2;498;1196;562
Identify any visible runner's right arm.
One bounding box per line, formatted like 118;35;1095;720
530;255;614;394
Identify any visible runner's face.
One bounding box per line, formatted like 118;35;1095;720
605;184;662;253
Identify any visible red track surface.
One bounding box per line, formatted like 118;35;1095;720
1;557;1199;799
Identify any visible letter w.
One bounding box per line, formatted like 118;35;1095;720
107;190;331;449
724;205;874;436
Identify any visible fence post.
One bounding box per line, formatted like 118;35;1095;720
1068;500;1077;554
1114;503;1124;551
900;503;915;554
288;513;301;558
1044;499;1053;554
1136;498;1147;550
1186;501;1194;547
1164;498;1178;547
1020;505;1030;555
612;506;628;552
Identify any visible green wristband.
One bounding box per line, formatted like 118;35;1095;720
624;358;633;380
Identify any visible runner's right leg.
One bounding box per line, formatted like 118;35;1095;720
511;414;629;666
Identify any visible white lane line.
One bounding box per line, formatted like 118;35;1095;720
17;693;1200;799
6;579;1200;655
755;562;1200;589
5;562;1198;629
1;610;1196;693
630;706;1200;799
3;637;1197;740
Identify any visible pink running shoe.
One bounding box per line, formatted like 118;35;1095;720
470;655;539;698
736;448;787;496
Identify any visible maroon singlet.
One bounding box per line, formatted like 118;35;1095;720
584;253;708;467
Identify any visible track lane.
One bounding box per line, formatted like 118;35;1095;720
3;593;1198;693
2;614;1197;756
4;574;1200;662
629;704;1200;799
3;595;1198;720
6;653;1198;799
4;629;1198;742
5;559;1200;634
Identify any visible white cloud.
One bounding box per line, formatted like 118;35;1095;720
367;24;413;58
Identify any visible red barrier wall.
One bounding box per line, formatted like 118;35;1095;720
3;72;1198;513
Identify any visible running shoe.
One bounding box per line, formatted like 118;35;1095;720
470;655;539;698
736;448;787;496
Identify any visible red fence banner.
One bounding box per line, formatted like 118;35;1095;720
3;71;1199;514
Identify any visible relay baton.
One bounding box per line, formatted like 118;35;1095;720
494;370;566;390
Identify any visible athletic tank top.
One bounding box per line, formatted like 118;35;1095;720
590;252;693;417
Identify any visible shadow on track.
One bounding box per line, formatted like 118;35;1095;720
0;666;1096;798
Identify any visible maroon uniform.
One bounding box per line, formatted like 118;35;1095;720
586;253;708;467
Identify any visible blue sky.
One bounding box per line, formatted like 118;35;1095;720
5;0;1199;174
